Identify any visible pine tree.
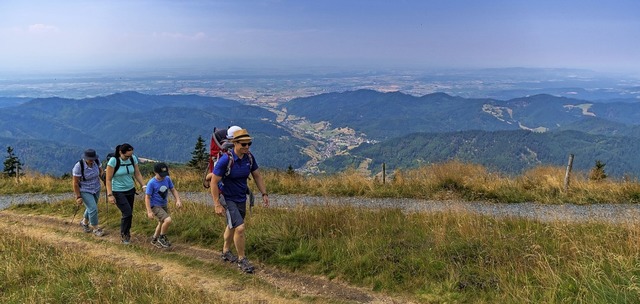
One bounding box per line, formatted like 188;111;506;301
188;135;208;171
3;146;23;177
589;160;607;181
287;164;296;175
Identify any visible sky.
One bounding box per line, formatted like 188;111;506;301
1;0;639;74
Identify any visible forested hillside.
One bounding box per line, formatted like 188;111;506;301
283;89;640;139
0;92;309;175
320;130;640;177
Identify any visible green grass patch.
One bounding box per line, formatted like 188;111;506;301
0;226;222;303
11;199;640;303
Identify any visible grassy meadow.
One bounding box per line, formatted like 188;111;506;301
5;161;640;205
6;195;640;303
0;225;227;304
3;161;640;303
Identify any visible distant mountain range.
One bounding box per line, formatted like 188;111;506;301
282;89;640;177
1;90;640;177
283;90;640;139
0;92;309;175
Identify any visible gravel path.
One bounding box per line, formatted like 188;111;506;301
2;192;640;225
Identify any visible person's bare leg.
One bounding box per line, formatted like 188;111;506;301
223;226;234;252
233;224;246;259
160;217;172;235
154;222;162;238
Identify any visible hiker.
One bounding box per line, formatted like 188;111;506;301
210;128;269;273
72;149;105;236
145;162;182;248
105;143;146;244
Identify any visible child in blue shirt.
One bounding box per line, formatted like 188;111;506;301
145;162;182;248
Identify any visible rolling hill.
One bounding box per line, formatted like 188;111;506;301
319;130;640;177
282;89;640;138
0;92;309;175
2;90;640;178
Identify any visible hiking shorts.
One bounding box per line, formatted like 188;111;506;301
221;195;246;229
151;205;170;222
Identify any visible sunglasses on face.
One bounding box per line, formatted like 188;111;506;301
239;142;252;147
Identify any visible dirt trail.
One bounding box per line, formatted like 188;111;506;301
0;210;410;304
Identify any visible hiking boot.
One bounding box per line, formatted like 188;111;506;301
80;221;91;233
221;250;238;263
93;228;104;237
150;237;163;248
157;235;171;248
121;234;131;245
237;257;255;274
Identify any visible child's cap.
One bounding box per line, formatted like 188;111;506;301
154;162;170;177
226;126;242;139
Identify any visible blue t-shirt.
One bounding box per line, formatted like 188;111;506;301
107;155;138;192
145;176;174;207
213;151;258;203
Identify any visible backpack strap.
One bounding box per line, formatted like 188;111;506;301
224;151;253;177
80;158;101;182
224;151;234;177
113;156;121;173
113;155;135;171
79;159;86;181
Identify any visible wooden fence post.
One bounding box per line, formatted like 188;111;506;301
564;154;574;192
382;162;386;185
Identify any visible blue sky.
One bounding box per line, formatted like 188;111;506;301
1;0;639;74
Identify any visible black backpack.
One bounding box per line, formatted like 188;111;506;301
99;153;136;183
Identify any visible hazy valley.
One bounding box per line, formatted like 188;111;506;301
1;68;640;177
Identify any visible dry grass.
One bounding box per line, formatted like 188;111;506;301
247;204;640;303
0;226;223;303
3;161;640;204
0;170;69;194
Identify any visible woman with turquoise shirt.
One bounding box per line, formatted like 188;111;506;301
105;143;146;244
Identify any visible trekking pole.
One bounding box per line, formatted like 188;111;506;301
65;204;81;233
248;189;255;217
102;189;108;227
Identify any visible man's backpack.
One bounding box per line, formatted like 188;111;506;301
203;127;253;188
203;127;231;188
204;126;255;209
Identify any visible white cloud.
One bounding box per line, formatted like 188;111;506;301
152;31;207;40
28;23;60;33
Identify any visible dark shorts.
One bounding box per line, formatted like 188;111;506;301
151;205;170;222
220;195;246;229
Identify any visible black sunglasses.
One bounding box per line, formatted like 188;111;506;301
239;142;252;147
